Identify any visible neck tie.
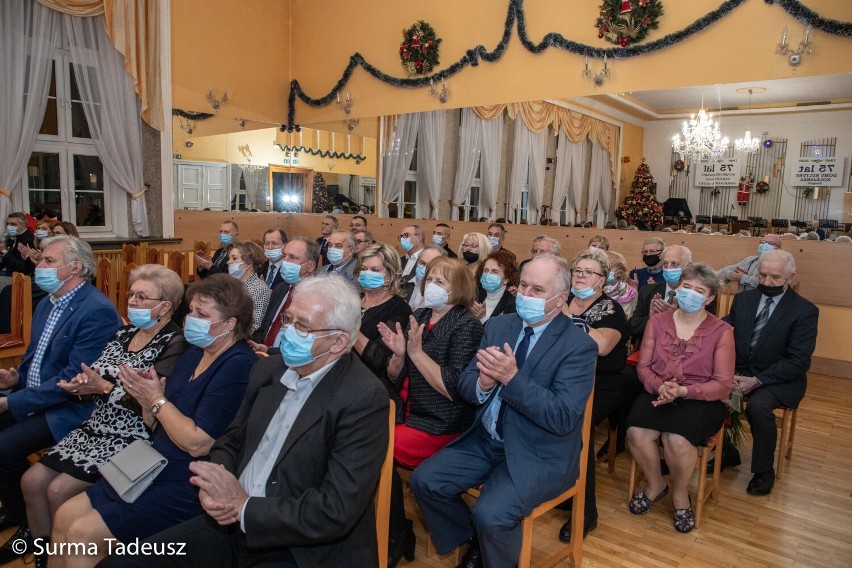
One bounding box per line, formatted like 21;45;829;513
264;290;293;347
750;297;774;349
495;326;534;439
266;265;277;287
667;290;677;305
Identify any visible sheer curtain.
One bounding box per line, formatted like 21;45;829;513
451;108;482;220
418;110;446;219
589;141;613;227
551;130;573;223
526;127;548;222
0;0;59;220
569;140;588;224
65;14;149;235
507;118;531;221
245;166;269;211
380;113;419;216
479;113;503;220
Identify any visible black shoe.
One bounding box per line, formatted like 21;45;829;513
558;516;598;543
747;471;775;496
387;519;416;568
706;449;742;473
456;536;482;568
0;507;18;534
0;524;31;565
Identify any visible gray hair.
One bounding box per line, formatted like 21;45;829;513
643;237;666;249
835;235;852;243
330;229;355;250
533;235;561;255
293;275;361;349
40;235;96;279
291;236;321;266
662;245;692;265
524;253;571;294
759;250;796;277
130;264;185;308
570;249;610;280
679;263;723;297
420;244;448;257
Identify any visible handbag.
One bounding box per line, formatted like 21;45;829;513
99;440;168;503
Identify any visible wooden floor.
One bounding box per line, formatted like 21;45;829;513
3;374;851;567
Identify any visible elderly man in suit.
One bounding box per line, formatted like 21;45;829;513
109;275;390;567
258;228;289;289
322;229;357;282
410;254;597;568
0;236;121;556
724;249;818;496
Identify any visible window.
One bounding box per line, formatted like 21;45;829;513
388;136;418;218
457;162;481;221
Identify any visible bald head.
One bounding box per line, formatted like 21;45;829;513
763;234;782;248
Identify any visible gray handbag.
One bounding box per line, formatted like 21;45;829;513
99;440;168;503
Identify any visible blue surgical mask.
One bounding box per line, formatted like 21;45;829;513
327;247;345;265
400;237;414;252
219;234;233;245
6;225;18;237
488;236;500;248
228;262;247;279
415;264;427;282
127;304;163;330
570;285;597;300
34;263;73;294
423;283;449;310
183;315;228;348
757;243;775;256
264;248;283;262
480;273;503;293
675;288;707;314
281;260;304;284
606;271;616;285
35;229;49;239
358;270;386;289
515;293;560;325
432;235;445;246
278;324;339;368
662;267;683;286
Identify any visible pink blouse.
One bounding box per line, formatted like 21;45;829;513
637;310;735;402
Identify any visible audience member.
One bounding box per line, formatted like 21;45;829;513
408;245;447;310
0;236;122;550
350;215;368;232
722;250;818;496
409;254;596;568
316;214;338;266
519;235;560;272
801;231;820;241
720;233;782;292
227;241;271;333
617;219;628;230
378;257;483;568
472;249;519;323
588;235;610;253
18;218;53;267
258;228;288;289
835;235;852;243
432;223;458;258
322;229;357;282
399;224;426;301
626;264;733;534
604;251;638;319
458;232;492;275
196;221;238;279
52;222;79;238
52;274;256;567
628;237;665;290
486;223;507;252
17;265;188;565
0;212;35;277
353;230;375;255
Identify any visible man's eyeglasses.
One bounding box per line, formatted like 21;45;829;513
571;268;603;278
281;315;338;338
355;239;372;245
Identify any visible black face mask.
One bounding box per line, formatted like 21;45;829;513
462;251;479;264
642;254;661;267
757;283;785;297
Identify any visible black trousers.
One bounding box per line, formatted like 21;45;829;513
0;408;55;522
745;387;785;474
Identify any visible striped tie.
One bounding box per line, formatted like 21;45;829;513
750;297;774;349
266;265;277;286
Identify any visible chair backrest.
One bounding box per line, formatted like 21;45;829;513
118;262;137;316
375;399;395;568
121;243;137;265
96;257;114;306
194;241;210;257
168;251;189;284
146;246;163;265
9;273;32;346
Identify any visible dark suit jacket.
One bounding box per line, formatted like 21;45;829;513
251;282;291;344
724;288;818;408
456;313;597;506
209;352;389;566
258;261;286;289
442;243;458;259
196;246;230;279
0;230;35;276
628;281;716;344
8;283;122;439
315;236;330;267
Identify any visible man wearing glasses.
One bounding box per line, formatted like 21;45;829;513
721;234;782;292
352;230;374;256
628;237;666;290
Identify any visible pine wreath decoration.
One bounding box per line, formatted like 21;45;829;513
615;159;664;229
596;0;664;47
400;20;442;75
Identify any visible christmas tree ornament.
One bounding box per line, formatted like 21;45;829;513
400;21;442;76
596;0;664;47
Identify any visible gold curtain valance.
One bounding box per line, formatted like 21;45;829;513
474;101;619;179
35;0;164;131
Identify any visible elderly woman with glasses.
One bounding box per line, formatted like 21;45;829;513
556;249;629;543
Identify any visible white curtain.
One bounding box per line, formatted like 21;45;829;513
569;140;588;225
418;110;446;219
242;166;268;211
478;113;503;220
589;141;613;227
507;118;531;220
0;0;59;220
451;108;482;221
551;130;573;223
65;14;149;235
526;128;548;222
380;113;419;216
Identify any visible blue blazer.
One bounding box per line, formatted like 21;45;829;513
8;283;122;439
456;312;597;507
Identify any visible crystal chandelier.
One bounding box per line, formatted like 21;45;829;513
734;89;761;155
672;107;729;162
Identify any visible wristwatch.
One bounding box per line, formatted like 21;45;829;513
151;398;169;415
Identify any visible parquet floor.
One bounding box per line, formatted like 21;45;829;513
3;374;850;567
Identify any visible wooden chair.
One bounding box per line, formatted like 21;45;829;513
375;400;396;568
167;251;190;285
627;425;724;529
121;243;137;266
595;420;618;474
146;246;163;265
95;258;114;306
194;241;210;258
118;262;137;317
0;273;32;360
774;406;798;480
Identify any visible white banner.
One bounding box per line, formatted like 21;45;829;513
693;158;743;187
790;157;845;187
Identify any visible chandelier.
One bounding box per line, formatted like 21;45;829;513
672;107;729;162
734;88;761;155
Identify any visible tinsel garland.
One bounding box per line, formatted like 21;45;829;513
283;0;852;131
274;144;366;164
172;108;214;121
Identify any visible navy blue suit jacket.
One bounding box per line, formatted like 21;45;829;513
8;283;122;439
456;312;597;506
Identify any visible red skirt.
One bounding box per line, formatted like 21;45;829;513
394;374;460;469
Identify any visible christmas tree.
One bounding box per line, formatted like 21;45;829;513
615;159;663;229
311;172;333;213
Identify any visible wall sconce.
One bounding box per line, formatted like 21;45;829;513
777;26;812;71
347;118;360;131
328;162;335;171
207;89;228;110
179;117;194;135
336;92;352;115
582;55;610;87
429;78;449;104
235;117;246;128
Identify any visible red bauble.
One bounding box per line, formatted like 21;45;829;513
598;31;604;38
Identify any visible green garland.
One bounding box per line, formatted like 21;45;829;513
400;21;442;75
596;0;664;47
